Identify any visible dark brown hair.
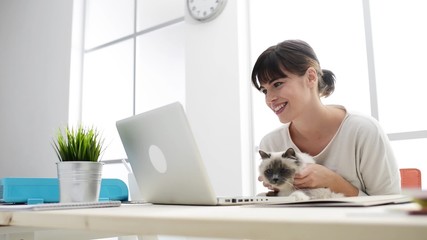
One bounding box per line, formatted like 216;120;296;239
251;39;335;98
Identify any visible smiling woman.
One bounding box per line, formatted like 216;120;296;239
251;39;401;197
250;0;427;193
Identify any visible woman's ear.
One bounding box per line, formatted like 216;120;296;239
306;67;318;87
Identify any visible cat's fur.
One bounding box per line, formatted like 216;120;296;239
258;147;344;201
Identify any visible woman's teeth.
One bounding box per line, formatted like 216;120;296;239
273;103;287;113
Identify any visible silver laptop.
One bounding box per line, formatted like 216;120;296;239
116;102;295;205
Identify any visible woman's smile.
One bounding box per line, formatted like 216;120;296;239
272;102;288;115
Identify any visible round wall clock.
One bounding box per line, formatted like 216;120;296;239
187;0;228;22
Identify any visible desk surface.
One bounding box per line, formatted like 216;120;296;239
1;202;427;240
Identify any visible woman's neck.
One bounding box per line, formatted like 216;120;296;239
289;105;346;155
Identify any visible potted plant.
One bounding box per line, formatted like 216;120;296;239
53;125;105;203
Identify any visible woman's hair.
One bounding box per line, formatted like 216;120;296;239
251;39;335;98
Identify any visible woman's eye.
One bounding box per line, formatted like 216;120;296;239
260;88;267;95
273;82;283;88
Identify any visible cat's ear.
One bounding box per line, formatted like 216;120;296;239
259;150;270;160
283;148;297;160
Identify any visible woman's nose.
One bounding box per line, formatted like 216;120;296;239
266;91;277;104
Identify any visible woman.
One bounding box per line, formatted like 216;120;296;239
251;39;400;196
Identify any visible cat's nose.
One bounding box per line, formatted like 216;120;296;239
272;176;279;184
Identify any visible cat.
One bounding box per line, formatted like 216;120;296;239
258;147;344;201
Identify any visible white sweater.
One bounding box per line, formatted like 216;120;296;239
258;106;401;196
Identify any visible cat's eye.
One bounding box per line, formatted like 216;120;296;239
264;169;273;176
280;168;290;175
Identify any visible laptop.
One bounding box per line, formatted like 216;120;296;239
116;102;296;205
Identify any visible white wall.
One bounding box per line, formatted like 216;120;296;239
0;0;73;177
185;1;253;196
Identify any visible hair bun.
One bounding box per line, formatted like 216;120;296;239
319;69;335;97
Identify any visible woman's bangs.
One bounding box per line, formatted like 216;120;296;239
257;57;286;85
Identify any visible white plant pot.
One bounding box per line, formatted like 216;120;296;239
56;161;103;203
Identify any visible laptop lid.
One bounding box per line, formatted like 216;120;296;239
116;102;218;205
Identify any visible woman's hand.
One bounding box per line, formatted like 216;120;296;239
294;163;359;196
293;163;336;189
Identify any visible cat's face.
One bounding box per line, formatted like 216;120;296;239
258;148;304;189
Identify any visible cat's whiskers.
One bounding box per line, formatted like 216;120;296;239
283;180;298;191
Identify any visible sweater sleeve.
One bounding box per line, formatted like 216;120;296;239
354;116;401;195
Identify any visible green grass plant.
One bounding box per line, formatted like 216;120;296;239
53;125;105;162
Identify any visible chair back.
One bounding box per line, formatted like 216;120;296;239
400;168;422;189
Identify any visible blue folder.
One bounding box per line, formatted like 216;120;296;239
0;178;128;204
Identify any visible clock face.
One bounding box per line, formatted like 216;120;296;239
187;0;227;22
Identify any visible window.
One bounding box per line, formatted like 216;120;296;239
371;0;427;188
135;23;185;114
73;0;185;188
370;0;427;132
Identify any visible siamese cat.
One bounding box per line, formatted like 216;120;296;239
258;147;344;201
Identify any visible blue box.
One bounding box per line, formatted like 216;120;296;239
0;178;128;204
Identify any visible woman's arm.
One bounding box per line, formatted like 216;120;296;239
294;164;359;197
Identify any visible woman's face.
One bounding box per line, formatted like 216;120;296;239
259;69;314;123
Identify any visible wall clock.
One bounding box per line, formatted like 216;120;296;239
187;0;228;22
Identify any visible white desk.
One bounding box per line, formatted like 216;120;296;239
1;203;427;240
0;225;125;240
